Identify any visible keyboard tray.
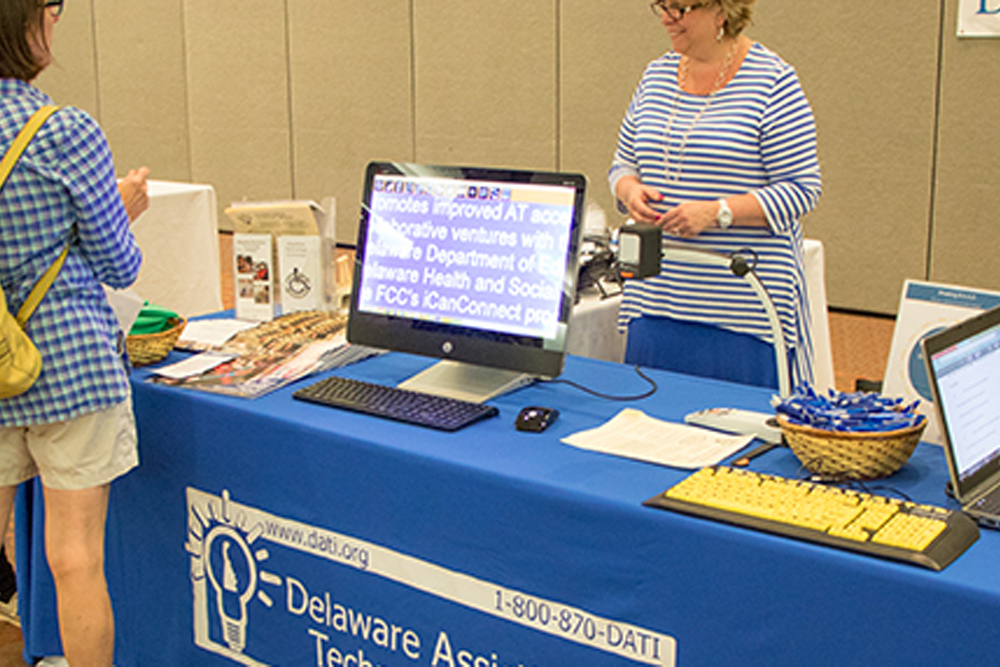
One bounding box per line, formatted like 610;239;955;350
644;466;979;571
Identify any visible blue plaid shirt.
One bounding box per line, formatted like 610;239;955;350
1;79;142;426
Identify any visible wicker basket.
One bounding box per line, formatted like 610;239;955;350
126;316;186;367
777;414;926;480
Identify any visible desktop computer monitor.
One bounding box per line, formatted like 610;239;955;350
347;161;587;402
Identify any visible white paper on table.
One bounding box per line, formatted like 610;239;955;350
152;352;237;380
562;408;753;469
176;319;258;350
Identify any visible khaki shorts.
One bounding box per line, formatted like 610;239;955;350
0;396;139;491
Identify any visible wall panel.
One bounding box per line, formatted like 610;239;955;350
560;3;667;226
287;0;413;244
412;0;557;170
183;0;293;216
750;2;942;313
93;0;191;182
930;0;1000;292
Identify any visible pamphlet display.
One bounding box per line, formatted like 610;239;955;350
883;279;1000;444
225;199;339;319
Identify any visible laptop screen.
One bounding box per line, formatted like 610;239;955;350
924;307;1000;497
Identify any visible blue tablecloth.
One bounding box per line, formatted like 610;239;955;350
16;352;1000;665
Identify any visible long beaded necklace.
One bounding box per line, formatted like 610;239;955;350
664;40;738;184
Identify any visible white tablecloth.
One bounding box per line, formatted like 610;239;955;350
129;180;222;317
566;286;627;363
565;239;835;391
803;239;834;392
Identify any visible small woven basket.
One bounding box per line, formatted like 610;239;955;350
777;414;926;480
126;316;186;367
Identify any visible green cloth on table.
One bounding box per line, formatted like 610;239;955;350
128;302;180;335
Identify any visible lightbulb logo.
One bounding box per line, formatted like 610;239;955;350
205;525;256;652
189;488;278;666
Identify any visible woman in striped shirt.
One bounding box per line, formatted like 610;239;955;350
609;0;822;389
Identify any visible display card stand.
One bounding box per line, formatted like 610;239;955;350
883;279;1000;445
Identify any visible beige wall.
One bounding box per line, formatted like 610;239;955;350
34;0;1000;314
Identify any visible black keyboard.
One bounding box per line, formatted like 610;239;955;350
644;466;980;571
292;375;499;431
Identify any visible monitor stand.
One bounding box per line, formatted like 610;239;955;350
397;360;534;403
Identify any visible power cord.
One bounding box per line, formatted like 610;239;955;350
540;365;658;401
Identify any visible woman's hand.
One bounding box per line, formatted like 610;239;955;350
659;200;718;238
615;176;664;224
118;167;151;223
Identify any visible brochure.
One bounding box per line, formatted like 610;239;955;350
233;233;274;321
278;235;323;314
152;310;381;399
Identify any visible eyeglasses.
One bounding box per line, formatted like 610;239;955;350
43;0;64;17
650;1;708;21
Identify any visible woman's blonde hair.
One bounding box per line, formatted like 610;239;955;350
716;0;755;38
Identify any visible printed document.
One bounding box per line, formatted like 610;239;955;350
563;408;752;469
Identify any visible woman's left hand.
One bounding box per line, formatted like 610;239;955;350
658;200;718;238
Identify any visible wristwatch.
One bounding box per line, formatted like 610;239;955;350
716;199;733;229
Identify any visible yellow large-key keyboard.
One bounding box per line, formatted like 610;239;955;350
644;466;979;571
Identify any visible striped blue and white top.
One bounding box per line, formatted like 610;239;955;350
1;78;142;426
609;42;822;386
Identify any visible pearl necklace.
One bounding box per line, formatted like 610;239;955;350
664;40;738;184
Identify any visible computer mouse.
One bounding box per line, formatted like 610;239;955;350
516;406;559;432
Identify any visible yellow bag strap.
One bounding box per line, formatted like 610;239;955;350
0;106;67;326
16;245;69;326
0;106;59;185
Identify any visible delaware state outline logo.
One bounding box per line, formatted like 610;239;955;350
188;488;275;666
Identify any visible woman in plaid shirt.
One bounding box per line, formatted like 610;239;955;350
0;1;150;664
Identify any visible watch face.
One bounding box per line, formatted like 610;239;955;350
717;200;733;228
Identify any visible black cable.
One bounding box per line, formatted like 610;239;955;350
729;247;760;277
797;461;915;502
541;365;658;401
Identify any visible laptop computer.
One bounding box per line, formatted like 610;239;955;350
922;304;1000;529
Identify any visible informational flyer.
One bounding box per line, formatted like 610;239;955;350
233;233;274;322
883;279;1000;444
278;235;323;314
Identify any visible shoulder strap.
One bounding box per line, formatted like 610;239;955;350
0;106;66;326
16;245;69;326
0;105;59;187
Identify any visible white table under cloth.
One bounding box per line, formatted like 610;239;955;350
128;180;223;318
566;286;628;363
802;238;834;392
564;239;835;391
